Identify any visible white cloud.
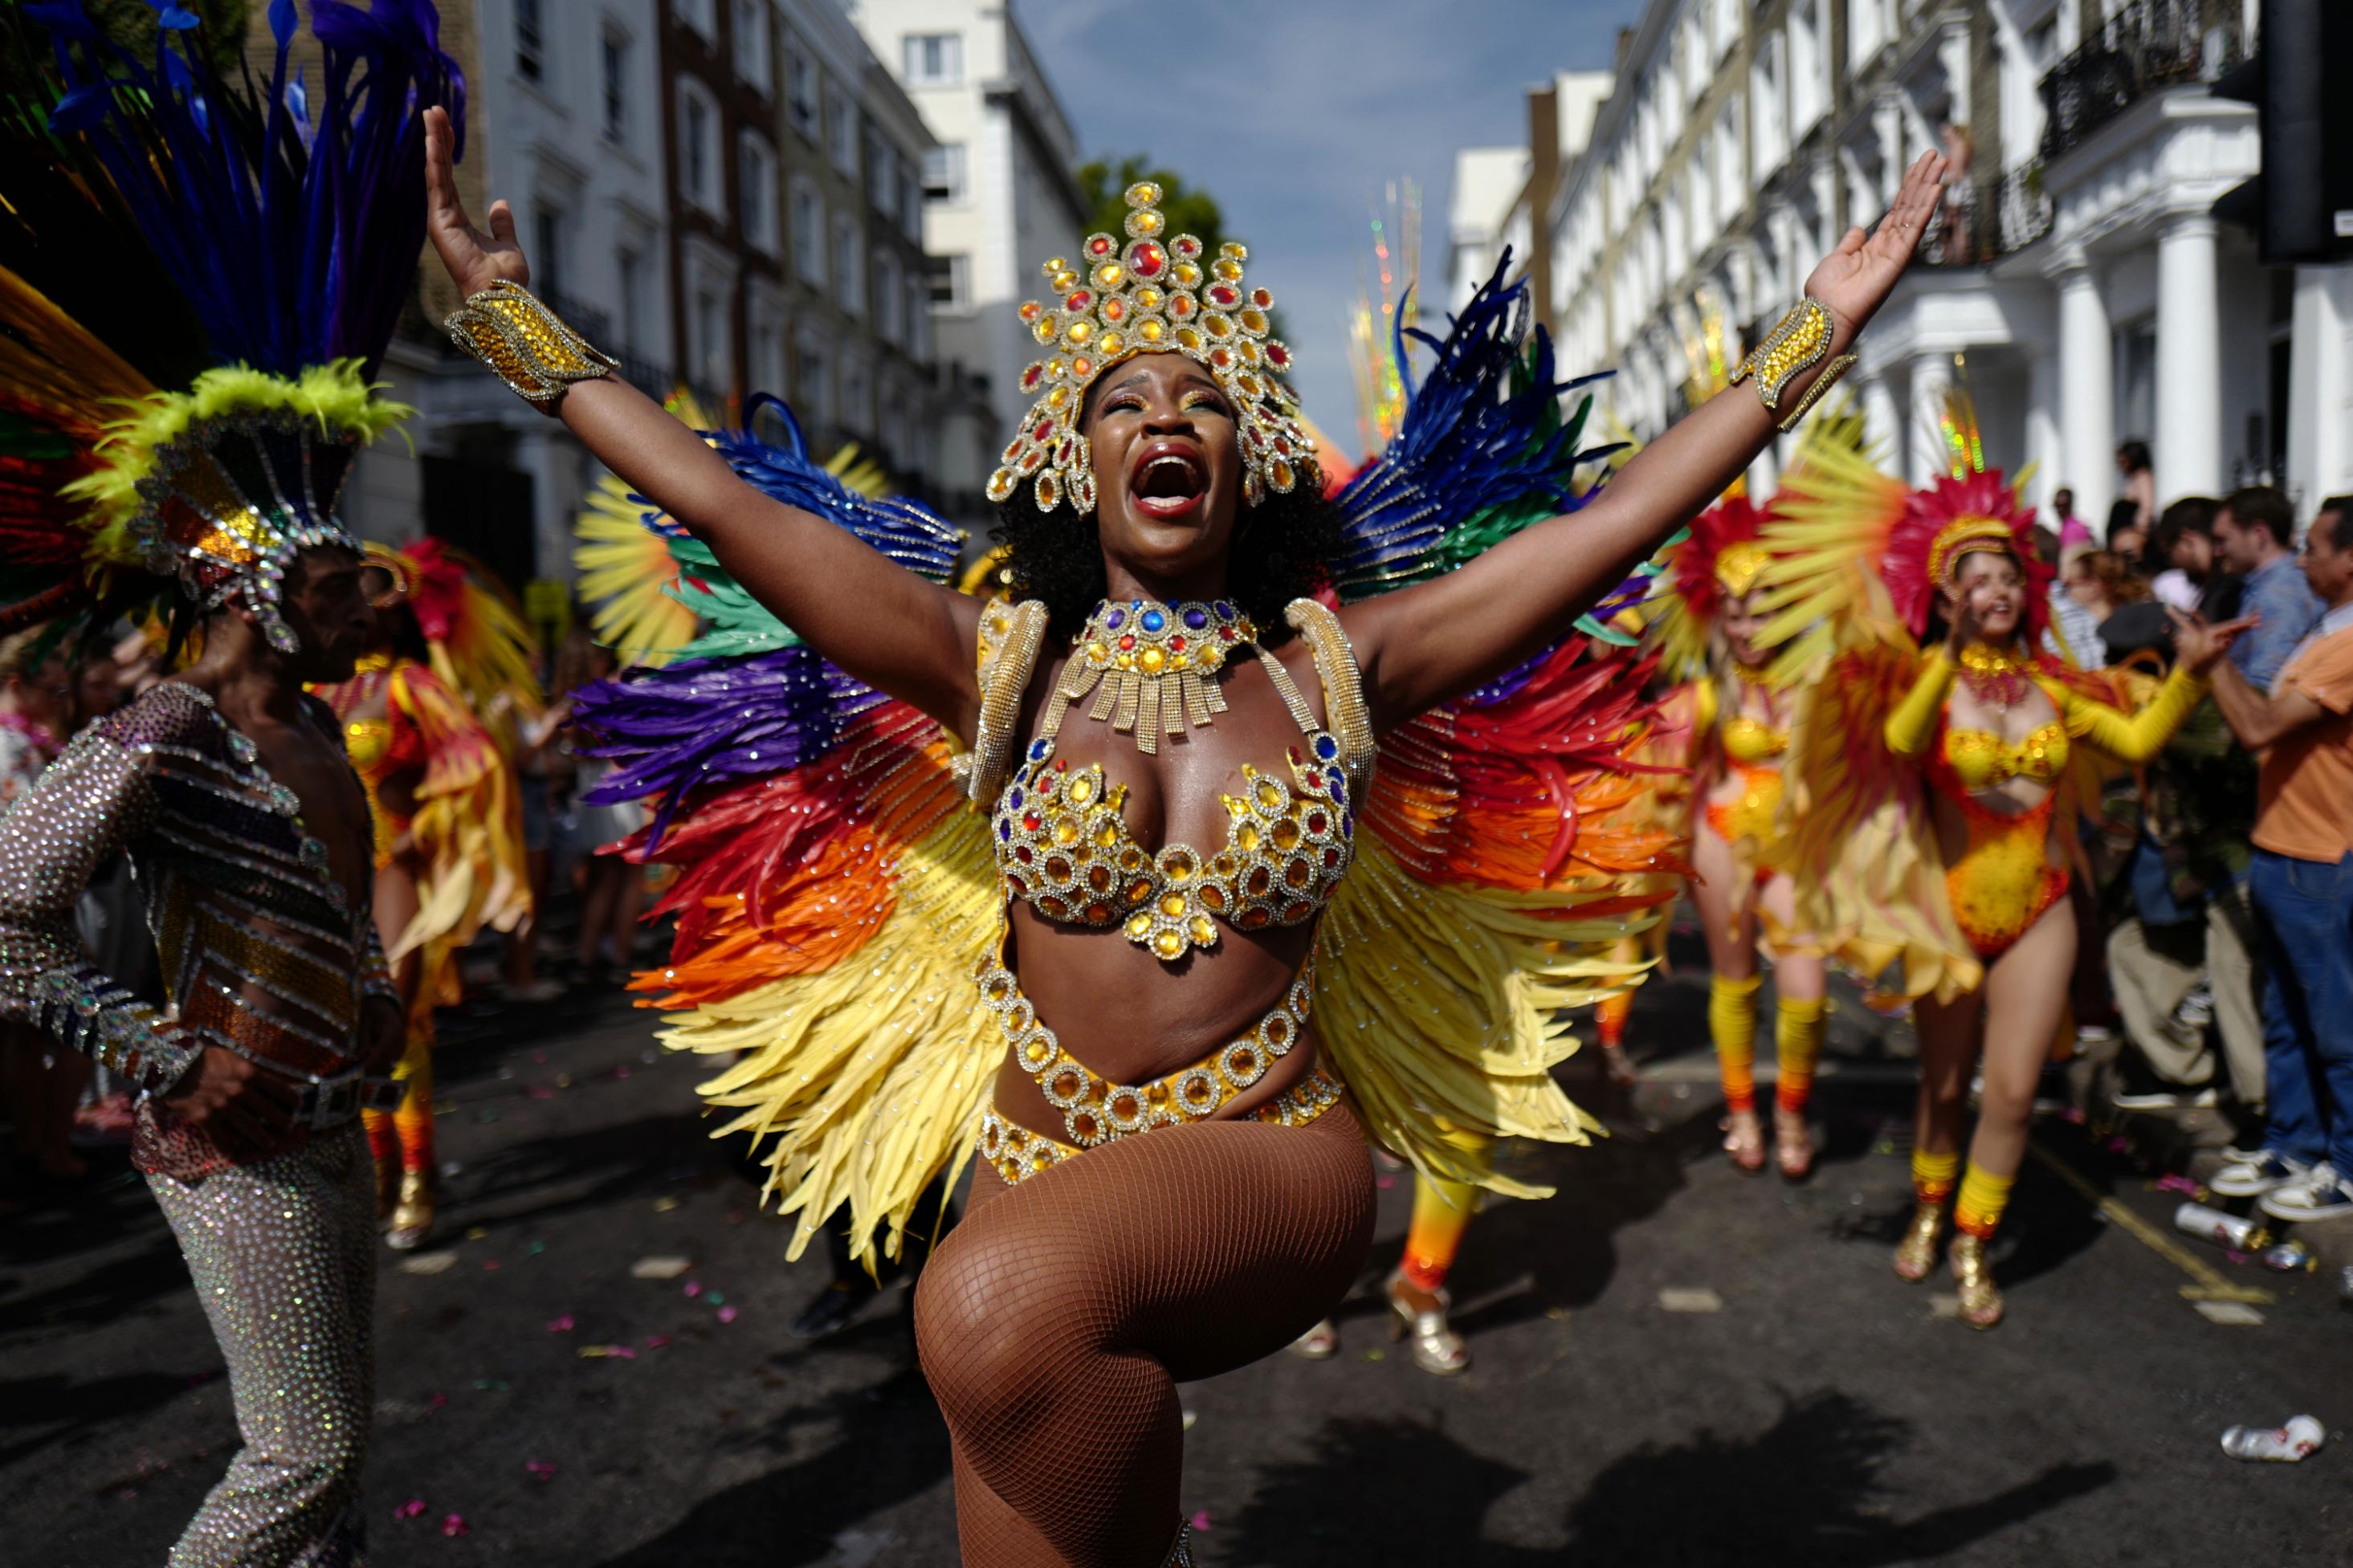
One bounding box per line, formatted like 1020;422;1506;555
1011;0;1627;454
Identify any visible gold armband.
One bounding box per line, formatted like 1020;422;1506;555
442;280;618;404
1776;352;1858;432
1730;297;1837;413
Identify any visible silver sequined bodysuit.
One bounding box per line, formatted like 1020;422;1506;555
0;681;395;1177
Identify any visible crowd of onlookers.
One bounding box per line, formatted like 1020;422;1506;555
2047;455;2353;1228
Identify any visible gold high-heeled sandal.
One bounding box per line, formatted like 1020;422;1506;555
1285;1318;1338;1359
1723;1109;1766;1175
1773;1107;1816;1182
1950;1232;2003;1330
1893;1201;1943;1281
1385;1269;1470;1376
386;1167;434;1252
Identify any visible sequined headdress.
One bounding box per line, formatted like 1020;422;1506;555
1878;389;2049;641
1645;495;1772;681
986;182;1315;515
0;1;462;651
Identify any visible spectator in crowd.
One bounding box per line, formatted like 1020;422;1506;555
2063;548;2148;645
2116;439;2155;536
2051;487;2092;553
0;626;84;1187
552;625;647;984
2199;496;2353;1222
2214;485;2324;691
2106;498;2148;562
2152;496;2241;620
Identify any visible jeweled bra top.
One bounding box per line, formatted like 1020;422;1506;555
985;597;1370;963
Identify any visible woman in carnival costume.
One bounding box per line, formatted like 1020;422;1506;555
1757;410;2245;1329
313;539;532;1248
426;108;1947;1558
0;2;459;1557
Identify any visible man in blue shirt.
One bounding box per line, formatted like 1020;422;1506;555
2214;486;2324;691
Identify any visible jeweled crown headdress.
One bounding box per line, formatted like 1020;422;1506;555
987;182;1315;515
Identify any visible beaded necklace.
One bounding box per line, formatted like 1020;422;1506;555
1054;597;1259;756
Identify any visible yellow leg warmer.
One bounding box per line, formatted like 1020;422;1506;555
1709;973;1763;1114
1399;1124;1491;1294
1773;996;1829;1114
1911;1148;1960;1205
1955;1162;2015;1239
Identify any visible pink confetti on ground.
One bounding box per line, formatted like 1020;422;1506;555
429;1391;448;1410
441;1513;468;1537
2156;1174;2201;1195
526;1461;557;1482
614;1064;631;1079
1190;1509;1214;1531
395;1499;428;1520
2061;1106;2086;1124
716;1305;739;1324
645;1335;671;1350
545;1314;575;1333
483;1260;500;1271
532;1051;547;1063
2226;1249;2251;1265
2106;1136;2131;1155
683;1281;703;1297
527;1085;555;1100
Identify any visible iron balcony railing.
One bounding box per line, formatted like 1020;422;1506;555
2038;0;2245;164
1915;161;2055;266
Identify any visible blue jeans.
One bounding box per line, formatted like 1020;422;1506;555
2248;849;2353;1174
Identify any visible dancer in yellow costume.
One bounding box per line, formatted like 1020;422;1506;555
1757;411;2245;1327
315;540;532;1248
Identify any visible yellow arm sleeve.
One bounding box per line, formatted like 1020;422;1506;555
1689;677;1718;741
2058;664;2209;764
1883;650;1953;757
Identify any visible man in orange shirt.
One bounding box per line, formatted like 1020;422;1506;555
2195;496;2353;1222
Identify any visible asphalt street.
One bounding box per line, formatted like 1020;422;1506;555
6;945;2351;1566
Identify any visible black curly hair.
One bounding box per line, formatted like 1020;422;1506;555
990;470;1344;641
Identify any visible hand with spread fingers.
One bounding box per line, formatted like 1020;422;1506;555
1805;151;1949;334
165;1045;300;1161
422;104;530;299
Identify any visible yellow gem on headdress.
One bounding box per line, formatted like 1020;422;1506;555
1174;325;1204;352
1139;646;1166;674
1133;287;1163;312
1221;242;1249;261
1046;385;1070;409
1094;263;1125;289
1031;316;1058;344
1065;320;1092;346
1238;309;1268;336
1172;263;1202;288
1019;300;1045;323
1213;259;1244;282
1139;319;1165;343
1051;268;1081;291
1125;181;1163;207
1099;332;1124;356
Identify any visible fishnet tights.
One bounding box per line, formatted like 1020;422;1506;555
916;1100;1374;1566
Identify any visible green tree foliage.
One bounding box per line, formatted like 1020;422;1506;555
1076;156;1227;256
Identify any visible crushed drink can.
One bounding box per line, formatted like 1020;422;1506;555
2260;1240;2315;1272
2220;1415;2326;1462
2172;1202;2267;1252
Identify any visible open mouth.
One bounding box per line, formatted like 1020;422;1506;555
1131;444;1205;519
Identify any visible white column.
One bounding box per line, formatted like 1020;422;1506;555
514;423;571;588
2025;344;2061;517
1747;443;1780;500
1860;370;1902;466
2153;214;2223;506
1908;350;1953;487
2286;264;2353;515
2056;258;2114;522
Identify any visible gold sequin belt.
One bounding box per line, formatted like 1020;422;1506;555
973;952;1345;1183
980;1069;1348;1187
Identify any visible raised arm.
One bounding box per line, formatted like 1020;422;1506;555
422;108;984;738
1344;152;1948;727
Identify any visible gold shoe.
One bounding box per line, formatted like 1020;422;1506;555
1950;1232;2004;1330
1773;1106;1816;1183
1893;1201;1943;1282
385;1168;434;1252
1384;1269;1470;1376
1723;1109;1766;1175
1285;1318;1339;1360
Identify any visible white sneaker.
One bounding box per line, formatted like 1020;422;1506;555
2113;1085;2220;1111
2209;1151;2311;1198
2261;1164;2353;1223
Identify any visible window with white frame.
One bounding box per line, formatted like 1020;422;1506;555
516;0;546;82
785;29;818;136
738;132;777;254
601;28;630;141
832;214;863;315
750;306;785;397
874;251;902;344
678;78;722;215
906;273;929;357
921;143;966;202
827;88;858;177
692;285;724;388
791;179;825;287
732;0;770;93
925;252;968;310
532;205;566;296
797;336;830;429
899;162;922;238
901;33;962;86
868;135;897;214
676;0;716;43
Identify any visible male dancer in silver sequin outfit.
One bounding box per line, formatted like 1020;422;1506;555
0;548;404;1564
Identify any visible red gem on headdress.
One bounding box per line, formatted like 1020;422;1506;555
1208;284;1239;308
1087;237;1114;257
1119;634;1136;650
1250;287;1274;308
1035;419;1054;441
1266;344;1291;368
1022;813;1042;832
1218;624;1234;640
1066;290;1094;312
1273;435;1291;454
1021;365;1046;391
1170;635;1187;652
1132;242;1165;277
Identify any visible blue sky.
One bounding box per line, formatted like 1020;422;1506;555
1013;0;1631;452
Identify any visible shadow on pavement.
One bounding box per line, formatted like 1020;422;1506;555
1219;1390;2115;1566
590;1364;950;1567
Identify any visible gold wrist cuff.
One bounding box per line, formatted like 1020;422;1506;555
1731;297;1837;412
1776;352;1858;432
443;279;618;404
